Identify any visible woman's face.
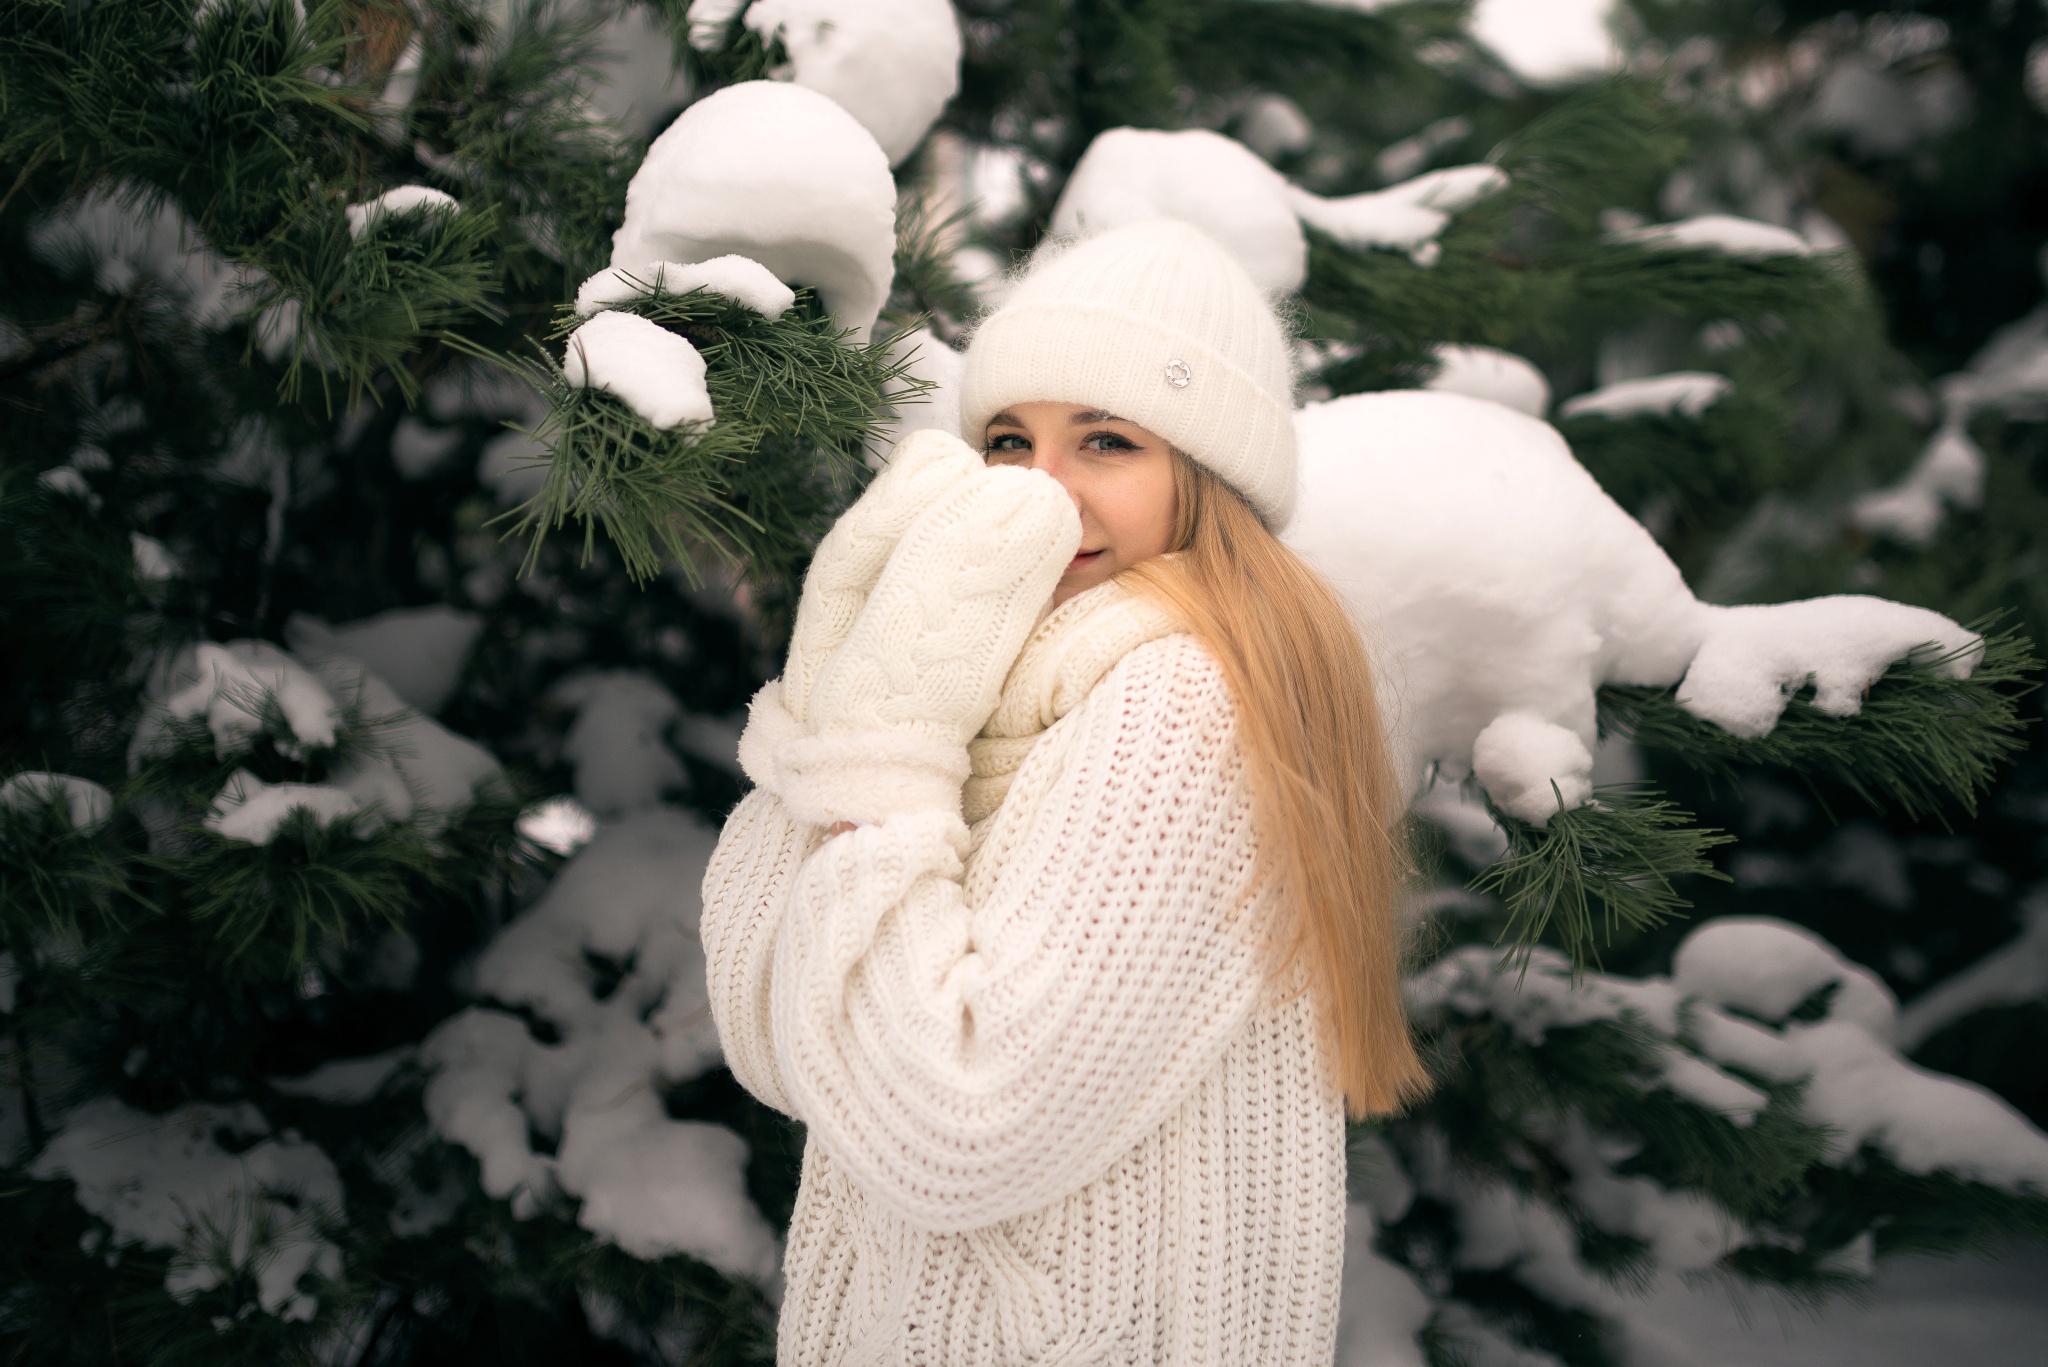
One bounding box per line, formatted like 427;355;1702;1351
983;402;1177;605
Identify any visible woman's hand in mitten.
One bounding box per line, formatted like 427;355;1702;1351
774;465;1082;828
736;430;983;792
782;429;984;726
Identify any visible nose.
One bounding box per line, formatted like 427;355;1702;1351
1021;445;1086;513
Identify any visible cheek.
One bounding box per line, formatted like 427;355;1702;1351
1091;462;1177;560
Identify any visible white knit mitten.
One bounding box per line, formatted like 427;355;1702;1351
782;429;985;727
737;429;983;793
776;465;1081;826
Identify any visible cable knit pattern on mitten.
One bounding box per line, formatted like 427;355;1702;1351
776;464;1080;825
782;429;984;726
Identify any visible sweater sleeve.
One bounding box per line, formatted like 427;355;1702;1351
770;635;1275;1234
701;685;821;1117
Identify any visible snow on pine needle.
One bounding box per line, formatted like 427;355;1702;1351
495;281;926;585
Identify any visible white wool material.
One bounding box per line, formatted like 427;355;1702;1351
610;81;897;340
961;220;1300;527
704;622;1347;1364
573;255;796;319
562;309;714;430
743;0;961;165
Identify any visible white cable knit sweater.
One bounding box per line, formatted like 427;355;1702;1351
702;577;1349;1365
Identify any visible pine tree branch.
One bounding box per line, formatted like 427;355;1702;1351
1471;783;1734;973
1598;618;2039;823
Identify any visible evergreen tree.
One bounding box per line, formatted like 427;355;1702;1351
2;3;2044;1365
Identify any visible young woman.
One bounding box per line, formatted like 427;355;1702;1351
702;220;1429;1365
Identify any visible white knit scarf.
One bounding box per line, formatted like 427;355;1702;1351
961;577;1179;826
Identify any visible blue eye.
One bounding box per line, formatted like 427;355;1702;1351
984;433;1029;453
1083;431;1137;452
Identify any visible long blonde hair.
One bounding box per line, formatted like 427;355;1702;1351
1122;455;1431;1119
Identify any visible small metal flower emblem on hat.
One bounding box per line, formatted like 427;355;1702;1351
1164;359;1193;388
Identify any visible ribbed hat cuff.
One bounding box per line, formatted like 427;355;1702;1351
961;304;1297;528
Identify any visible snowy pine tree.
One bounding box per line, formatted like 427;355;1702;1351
3;2;2045;1364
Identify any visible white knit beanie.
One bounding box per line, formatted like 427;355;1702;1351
959;220;1298;528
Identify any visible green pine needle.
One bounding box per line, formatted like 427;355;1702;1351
491;285;928;585
1599;618;2039;823
1471;783;1734;973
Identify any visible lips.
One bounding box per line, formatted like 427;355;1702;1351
1068;549;1105;567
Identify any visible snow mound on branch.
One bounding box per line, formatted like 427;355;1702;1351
287;605;483;714
1677;596;1978;739
1896;893;2048;1050
205;769;362;843
518;794;598;856
876;325;965;454
1610;213;1814;258
1288;164;1508;267
1425;343;1550;416
150;641;342;761
1411;916;2048;1189
744;0;962;165
270;1046;412;1103
28;187;240;327
1336;1201;1433;1366
1851;417;1986;546
611;81;897;340
549;671;689;816
575;255;796;320
419;808;779;1278
343;185;459;240
312;659;504;827
1049;127;1506;289
1285;391;1981;822
0;771;113;831
1558;371;1731;421
29;1097;344;1321
1239;93;1314;162
1052;128;1307;292
563;310;714;431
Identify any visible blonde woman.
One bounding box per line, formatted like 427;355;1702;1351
702;220;1428;1365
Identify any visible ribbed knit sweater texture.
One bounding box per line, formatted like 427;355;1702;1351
702;582;1349;1365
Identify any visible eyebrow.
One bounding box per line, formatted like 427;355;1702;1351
985;408;1129;427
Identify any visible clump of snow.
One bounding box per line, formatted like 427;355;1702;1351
419;808;780;1277
312;659;504;827
270;1046;413;1103
0;771;114;831
388;415;464;480
286;606;484;714
1335;1202;1432;1367
743;0;961;165
1472;712;1595;825
611;81;897;340
1609;213;1816;258
1426;343;1551;416
518;795;598;856
1239;92;1314;161
562;310;714;431
1285;390;1982;821
583;5;693;142
1677;595;1979;739
150;641;343;761
875;325;965;455
549;671;688;815
1558;371;1731;421
1288;164;1508;266
1895;894;2048;1050
343;185;460;240
478;427;551;504
1051;127;1308;292
1411;915;2048;1193
1674;916;1899;1036
1374;115;1473;184
205;769;362;844
574;255;796;319
131;532;178;582
29;1097;344;1321
28;187;241;327
1852;416;1986;546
